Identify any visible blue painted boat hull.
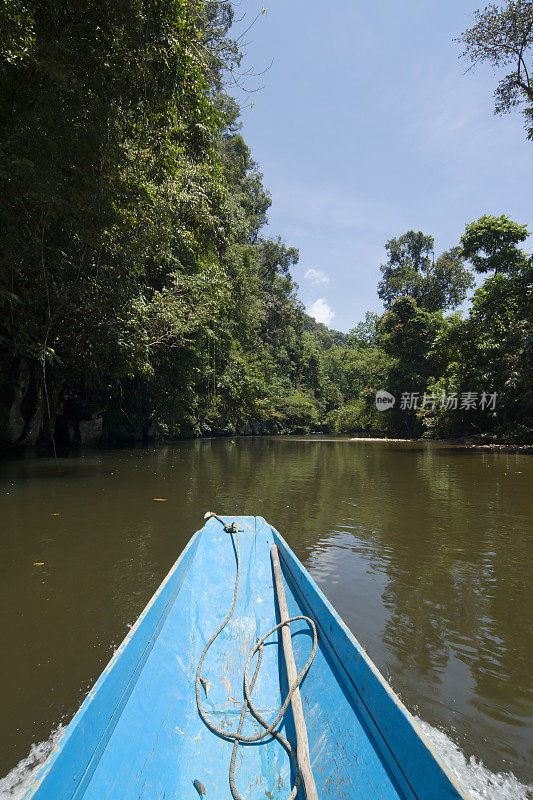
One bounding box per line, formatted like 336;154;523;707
23;516;470;799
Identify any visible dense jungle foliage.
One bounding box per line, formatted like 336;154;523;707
0;0;531;446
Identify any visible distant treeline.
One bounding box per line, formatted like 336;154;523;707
322;219;532;442
0;1;531;447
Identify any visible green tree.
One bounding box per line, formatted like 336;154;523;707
0;0;239;443
380;297;445;434
378;232;473;311
466;263;533;428
425;262;532;439
421;216;532;439
348;311;381;347
460;214;530;273
457;1;533;140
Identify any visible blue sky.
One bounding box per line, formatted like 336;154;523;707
229;0;532;331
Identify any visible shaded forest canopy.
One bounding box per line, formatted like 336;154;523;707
0;0;531;447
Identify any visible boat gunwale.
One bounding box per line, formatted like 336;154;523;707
269;521;473;800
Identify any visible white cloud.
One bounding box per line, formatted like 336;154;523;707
307;298;335;327
304;268;330;285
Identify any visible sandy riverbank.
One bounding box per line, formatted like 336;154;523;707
347;436;533;453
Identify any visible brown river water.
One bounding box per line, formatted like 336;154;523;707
0;437;531;798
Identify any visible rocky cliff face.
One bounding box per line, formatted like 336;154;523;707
0;355;43;446
0;354;159;448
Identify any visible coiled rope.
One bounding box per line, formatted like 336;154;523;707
195;516;318;800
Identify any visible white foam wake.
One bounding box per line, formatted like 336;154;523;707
416;717;532;800
0;720;531;799
0;726;64;800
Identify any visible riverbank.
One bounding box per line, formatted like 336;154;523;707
346;436;533;453
2;429;533;457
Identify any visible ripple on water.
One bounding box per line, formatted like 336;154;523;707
0;726;64;800
416;718;533;800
